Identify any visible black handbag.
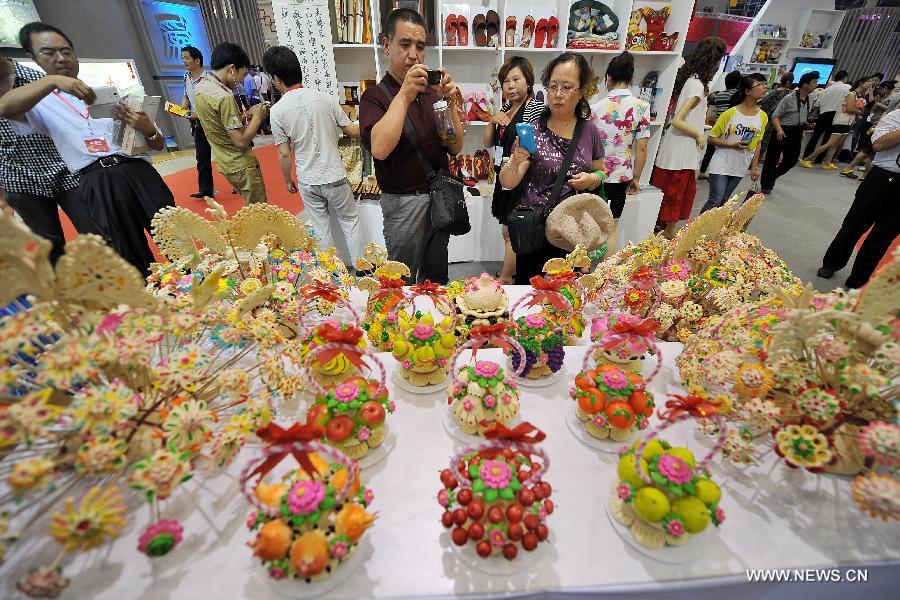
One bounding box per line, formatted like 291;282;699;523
506;119;584;254
378;82;470;236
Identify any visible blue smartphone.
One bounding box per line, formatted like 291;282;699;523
740;129;755;145
516;123;537;153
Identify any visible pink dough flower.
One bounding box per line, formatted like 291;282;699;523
667;519;685;537
357;427;371;442
657;455;693;485
333;382;360;403
616;482;631;501
402;360;413;370
715;506;726;525
501;392;512;405
385;311;398;323
483;394;497;409
592;414;608;428
331;540;349;558
363;488;375;504
602;370;629;390
246;510;258;529
489;529;506;547
388;401;396;413
287;480;326;515
662;260;691;281
479;460;512;489
438;489;450;506
525;314;546;328
137;519;184;557
269;567;286;580
413;323;435;340
474;361;499;378
462;399;475;413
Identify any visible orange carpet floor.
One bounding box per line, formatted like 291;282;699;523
60;144;304;261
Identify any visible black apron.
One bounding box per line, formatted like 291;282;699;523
491;98;537;223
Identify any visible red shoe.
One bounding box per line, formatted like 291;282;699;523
468;92;491;122
486;10;500;48
505;16;517;47
534;18;549;49
520;16;534;47
444;14;457;46
448;155;460;178
547;16;559;48
473;14;487;47
456;15;468;47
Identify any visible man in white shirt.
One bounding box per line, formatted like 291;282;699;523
263;45;363;262
818;108;900;288
804;69;850;163
180;45;213;198
0;22;174;276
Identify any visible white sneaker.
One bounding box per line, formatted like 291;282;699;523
857;166;866;171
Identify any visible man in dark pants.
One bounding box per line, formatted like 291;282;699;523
0;22;175;276
181;46;213;198
818;107;900;288
804;70;849;164
0;57;99;263
761;71;818;194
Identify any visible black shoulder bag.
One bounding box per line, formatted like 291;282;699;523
378;82;470;236
506;119;584;255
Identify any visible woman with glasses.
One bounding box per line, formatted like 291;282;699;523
499;52;605;283
700;73;768;213
651;36;727;237
484;56;544;284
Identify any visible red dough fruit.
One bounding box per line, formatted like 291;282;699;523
629;390;654;417
544;499;554;515
503;543;518;560
518;489;535;506
467;501;484;521
476;540;492;557
468;522;484;540
453;508;467;526
325;415;355;441
522;533;538;551
506;504;523;523
537;524;549;541
508;522;524;541
523;514;539;531
606;400;636;430
488;506;504;523
451;527;468;546
359;400;386;425
456;488;472;506
441;511;454;528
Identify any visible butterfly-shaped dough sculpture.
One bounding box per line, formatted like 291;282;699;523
0;213;159;314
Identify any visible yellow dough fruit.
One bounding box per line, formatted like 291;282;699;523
666;447;696;468
617;454;649;490
633;487;670;523
694;479;721;506
672;496;710;533
634;438;665;462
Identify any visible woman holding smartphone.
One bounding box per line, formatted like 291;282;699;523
700;73;768;213
500;52;605;284
484;56;544;284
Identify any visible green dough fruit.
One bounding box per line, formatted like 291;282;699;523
633;487;670;523
617;454;649;490
672;496;710;533
694;479;721;506
633;438;665;462
666;447;696;468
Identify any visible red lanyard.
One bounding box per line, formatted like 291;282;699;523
286;84;303;92
52;90;90;119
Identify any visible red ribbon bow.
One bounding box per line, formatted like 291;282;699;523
630;266;656;287
410;280;448;309
469;324;513;355
527;276;571;312
372;276;406;304
249;422;325;482
601;316;660;351
479;421;546;459
314;321;365;369
301;280;343;304
659;393;724;421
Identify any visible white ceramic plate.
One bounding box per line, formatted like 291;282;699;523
356;430;397;470
393;371;451;395
565;408;630;454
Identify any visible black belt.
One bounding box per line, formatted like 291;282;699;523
80;155;141;174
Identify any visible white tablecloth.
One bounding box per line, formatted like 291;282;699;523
4;289;898;599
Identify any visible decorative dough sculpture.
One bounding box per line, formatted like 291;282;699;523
391;282;458;387
449;273;510;341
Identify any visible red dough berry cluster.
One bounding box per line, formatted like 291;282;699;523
437;447;552;560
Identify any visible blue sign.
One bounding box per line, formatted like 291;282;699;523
139;0;212;75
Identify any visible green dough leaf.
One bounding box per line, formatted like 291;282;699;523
484;488;499;502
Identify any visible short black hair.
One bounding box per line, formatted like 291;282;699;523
210;42;250;71
605;51;634;85
18;22;74;55
182;45;203;63
799;71;820;87
385;8;426;38
263;46;302;87
832;70;848;82
870;72;884;80
724;70;742;89
542;51;594;120
780;73;793;87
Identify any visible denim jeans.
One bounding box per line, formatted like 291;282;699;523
701;173;743;213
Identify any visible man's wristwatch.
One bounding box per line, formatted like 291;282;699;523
147;130;162;142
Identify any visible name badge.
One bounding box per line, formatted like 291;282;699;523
83;136;110;153
494;145;504;167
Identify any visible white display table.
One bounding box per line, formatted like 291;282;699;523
4;287;897;599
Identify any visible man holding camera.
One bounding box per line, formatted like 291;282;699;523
194;43;269;205
359;8;463;283
0;22;173;276
760;71;819;194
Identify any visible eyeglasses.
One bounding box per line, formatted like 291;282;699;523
750;83;767;90
37;47;74;58
547;84;579;96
